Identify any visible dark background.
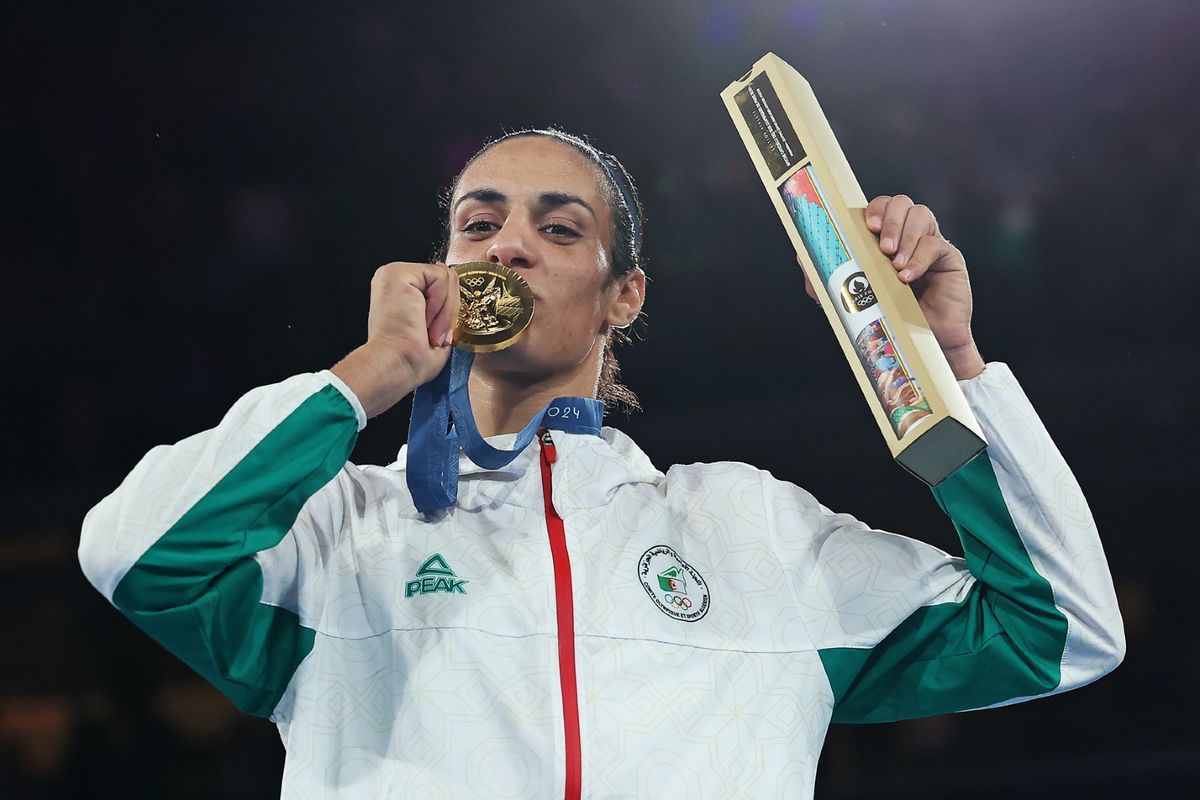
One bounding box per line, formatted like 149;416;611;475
4;1;1198;797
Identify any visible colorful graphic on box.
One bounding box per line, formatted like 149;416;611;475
781;164;931;439
854;319;932;437
780;167;850;283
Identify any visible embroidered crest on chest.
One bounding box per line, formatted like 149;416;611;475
638;545;711;622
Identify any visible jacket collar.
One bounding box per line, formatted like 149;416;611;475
391;428;663;511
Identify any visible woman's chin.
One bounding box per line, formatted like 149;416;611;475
474;340;538;376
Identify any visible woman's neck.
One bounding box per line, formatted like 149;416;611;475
468;358;600;438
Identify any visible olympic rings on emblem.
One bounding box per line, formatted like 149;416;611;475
663;594;693;609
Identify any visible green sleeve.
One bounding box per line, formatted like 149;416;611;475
110;384;358;717
817;454;1068;723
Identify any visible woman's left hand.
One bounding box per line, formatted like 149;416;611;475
863;194;985;381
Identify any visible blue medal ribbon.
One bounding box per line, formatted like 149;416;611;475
406;348;604;512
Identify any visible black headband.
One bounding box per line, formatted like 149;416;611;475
593;153;643;261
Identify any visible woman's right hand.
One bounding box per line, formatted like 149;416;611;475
331;262;459;419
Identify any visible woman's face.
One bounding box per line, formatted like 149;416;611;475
444;135;641;380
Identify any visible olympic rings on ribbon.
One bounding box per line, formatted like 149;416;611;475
663;594;693;609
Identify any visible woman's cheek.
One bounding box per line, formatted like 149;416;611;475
542;308;585;356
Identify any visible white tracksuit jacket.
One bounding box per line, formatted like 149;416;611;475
78;362;1124;799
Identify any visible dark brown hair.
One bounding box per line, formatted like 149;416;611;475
435;128;645;414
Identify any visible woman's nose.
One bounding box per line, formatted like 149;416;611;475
486;218;536;269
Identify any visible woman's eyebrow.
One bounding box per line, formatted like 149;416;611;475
453;187;507;211
537;191;596;220
453;187;596;221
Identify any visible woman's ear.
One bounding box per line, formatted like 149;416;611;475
606;268;646;329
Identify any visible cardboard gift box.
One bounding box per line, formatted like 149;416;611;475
721;52;986;486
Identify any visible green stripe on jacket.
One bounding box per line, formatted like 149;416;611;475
818;453;1068;723
113;384;358;717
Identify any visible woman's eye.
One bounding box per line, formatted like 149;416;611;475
462;220;498;235
542;223;580;239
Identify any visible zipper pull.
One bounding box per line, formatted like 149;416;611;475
538;428;558;464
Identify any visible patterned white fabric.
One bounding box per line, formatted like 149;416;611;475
80;363;1123;799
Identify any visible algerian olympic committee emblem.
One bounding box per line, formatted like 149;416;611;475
638;545;710;622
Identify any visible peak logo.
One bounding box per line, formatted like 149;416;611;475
405;553;468;598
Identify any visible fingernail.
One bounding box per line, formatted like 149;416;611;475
894;252;908;266
899;269;912;282
881;237;894;252
441;332;454;347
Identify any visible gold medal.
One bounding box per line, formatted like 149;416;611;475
451;262;535;353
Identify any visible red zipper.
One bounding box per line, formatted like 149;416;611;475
539;429;581;800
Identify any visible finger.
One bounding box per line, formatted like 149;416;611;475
865;196;891;233
878;194;913;255
897;234;952;284
425;264;459;347
419;263;447;327
417;263;452;346
893;204;937;268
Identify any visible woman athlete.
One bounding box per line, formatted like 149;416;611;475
80;129;1124;799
